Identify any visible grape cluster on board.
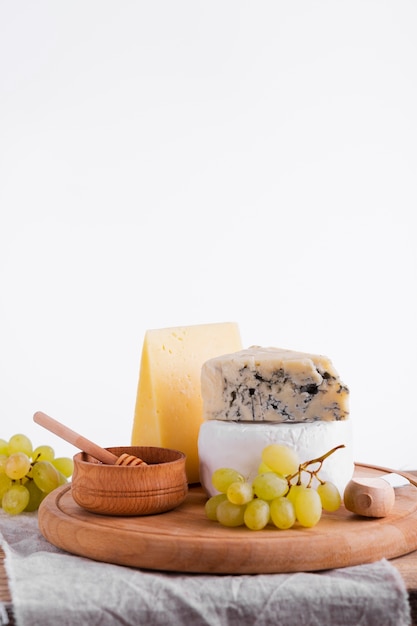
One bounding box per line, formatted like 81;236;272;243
206;443;344;530
0;433;74;515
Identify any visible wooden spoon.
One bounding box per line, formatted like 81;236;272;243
343;476;395;518
33;411;146;466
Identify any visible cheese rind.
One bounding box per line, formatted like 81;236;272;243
131;322;242;484
198;419;354;498
201;346;349;423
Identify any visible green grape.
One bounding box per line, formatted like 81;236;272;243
205;493;228;521
0;473;13;499
52;457;74;478
270;496;296;529
244;498;270;530
294;487;322;528
32;445;55;463
5;452;31;480
216;500;246;527
0;439;8;455
57;471;68;486
0;432;73;514
227;481;253;505
317;481;341;512
252;472;289;500
32;460;61;493
2;484;30;515
257;461;273;474
286;483;304;505
24;480;47;512
8;433;33;457
211;468;245;493
261;444;300;476
0;454;8;473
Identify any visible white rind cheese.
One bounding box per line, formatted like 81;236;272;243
201;346;349;423
198;419;354;498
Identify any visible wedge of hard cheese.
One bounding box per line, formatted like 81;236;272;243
201;346;349;423
132;322;242;483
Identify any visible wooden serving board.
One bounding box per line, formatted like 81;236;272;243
38;464;417;574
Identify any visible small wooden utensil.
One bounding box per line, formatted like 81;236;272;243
33;411;146;466
343;476;395;518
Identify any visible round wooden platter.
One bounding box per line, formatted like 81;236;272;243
38;464;417;575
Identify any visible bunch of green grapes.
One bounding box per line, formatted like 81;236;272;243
205;443;343;531
0;433;74;515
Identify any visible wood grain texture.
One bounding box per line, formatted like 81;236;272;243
71;447;188;515
0;547;15;626
344;476;395;517
0;548;11;603
33;411;120;465
38;464;417;574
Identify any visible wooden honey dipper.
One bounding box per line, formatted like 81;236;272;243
33;411;147;466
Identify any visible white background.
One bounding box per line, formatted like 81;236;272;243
1;1;416;469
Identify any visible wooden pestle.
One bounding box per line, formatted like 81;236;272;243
33;411;146;466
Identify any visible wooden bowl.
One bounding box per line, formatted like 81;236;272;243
71;446;188;516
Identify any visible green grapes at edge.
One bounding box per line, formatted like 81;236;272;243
0;433;73;515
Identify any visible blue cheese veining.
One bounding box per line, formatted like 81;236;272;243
201;346;349;423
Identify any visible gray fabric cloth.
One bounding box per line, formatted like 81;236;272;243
0;605;7;626
0;509;411;626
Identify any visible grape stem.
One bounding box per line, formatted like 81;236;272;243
287;444;345;487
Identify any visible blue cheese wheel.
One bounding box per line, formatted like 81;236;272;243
201;346;349;423
198;419;354;498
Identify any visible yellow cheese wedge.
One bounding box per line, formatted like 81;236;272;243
131;322;242;484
